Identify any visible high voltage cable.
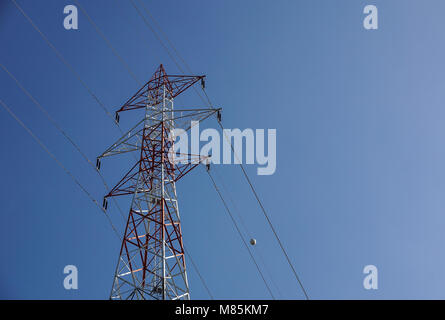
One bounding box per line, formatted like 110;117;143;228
128;0;185;74
11;0;139;219
11;0;119;131
132;1;310;299
183;246;214;300
73;0;141;85
218;114;310;300
132;0;209;104
213;167;284;299
0;62;127;222
135;0;190;73
207;170;275;299
0;98;122;241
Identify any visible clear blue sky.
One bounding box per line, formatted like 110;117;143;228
1;0;445;299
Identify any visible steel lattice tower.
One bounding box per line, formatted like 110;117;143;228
97;65;219;300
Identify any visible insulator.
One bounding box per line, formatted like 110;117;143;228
217;110;222;122
115;112;120;124
201;78;206;89
250;238;256;246
96;158;101;170
103;198;108;210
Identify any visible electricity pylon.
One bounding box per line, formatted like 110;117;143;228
97;64;219;300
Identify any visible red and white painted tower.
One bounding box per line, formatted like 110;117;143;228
97;65;219;300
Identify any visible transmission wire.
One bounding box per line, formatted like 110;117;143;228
11;0;121;132
0;62;127;222
213;166;284;299
207;170;275;299
0;98;122;241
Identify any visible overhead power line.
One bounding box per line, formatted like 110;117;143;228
218;115;310;300
183;246;214;300
128;0;208;105
128;0;184;74
73;0;141;85
11;0;119;130
0;62;127;221
213;166;284;299
207;169;275;299
135;0;190;73
0;97;122;241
